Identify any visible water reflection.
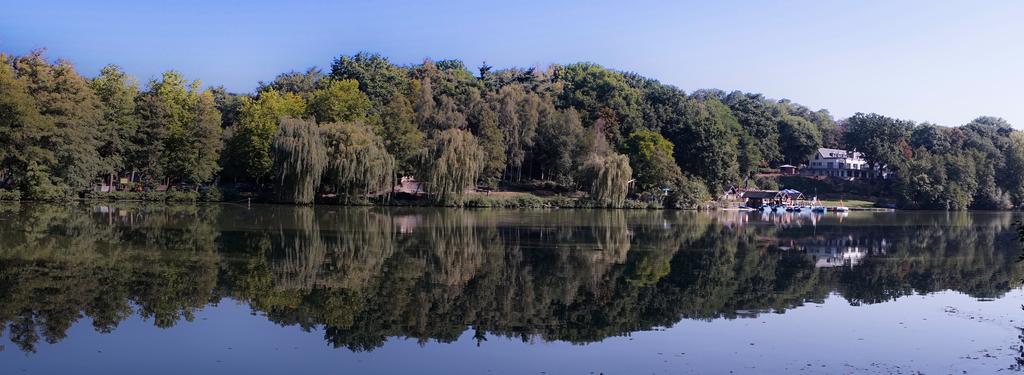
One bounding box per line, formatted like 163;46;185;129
0;204;1021;354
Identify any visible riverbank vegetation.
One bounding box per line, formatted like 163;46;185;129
1;49;1022;209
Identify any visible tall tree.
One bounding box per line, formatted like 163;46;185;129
320;121;396;202
257;67;324;97
330;52;410;112
664;98;740;194
223;89;306;182
533;108;585;185
272;118;326;204
620;130;683;196
722;91;783;165
417;129;484;205
580;129;632;207
13;50;103;194
91;64;140;184
136;71;223;185
556;63;642;144
0;54;55;195
308;78;371;124
468;101;505;188
777;114;822;165
842;113;913;178
375;95;424;176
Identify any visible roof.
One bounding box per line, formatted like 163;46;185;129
817;148;863;159
742;190;780;199
778;164;797;168
779;189;803;198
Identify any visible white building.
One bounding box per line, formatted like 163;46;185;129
802;148;875;180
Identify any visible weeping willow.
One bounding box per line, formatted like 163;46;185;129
272;118;327;204
418;129;484;206
583;152;632;207
320;122;396;204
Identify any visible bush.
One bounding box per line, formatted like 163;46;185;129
0;189;21;201
665;176;711;209
200;186;223;202
752;175;780;190
165;191;199;202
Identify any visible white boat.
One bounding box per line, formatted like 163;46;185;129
808;197;826;213
834;200;850;212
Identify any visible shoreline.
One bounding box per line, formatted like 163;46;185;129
0;195;898;212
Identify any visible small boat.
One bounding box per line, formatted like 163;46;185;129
808;197;826;213
834;200;850;212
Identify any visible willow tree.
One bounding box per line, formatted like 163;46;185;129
583;153;632;207
581;130;632;207
272;118;327;204
418;129;484;205
321;121;396;203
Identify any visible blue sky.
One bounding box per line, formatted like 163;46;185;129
2;0;1022;127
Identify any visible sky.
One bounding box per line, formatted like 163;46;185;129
2;0;1022;127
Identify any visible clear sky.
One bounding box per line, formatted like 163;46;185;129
2;0;1022;127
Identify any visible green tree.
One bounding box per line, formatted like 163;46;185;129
272;118;327;204
1003;132;1024;206
620;130;683;196
417;129;484;205
580;130;632;207
582;152;632;207
13;51;103;194
330;53;410;112
664;98;740;194
777;114;822;165
842;113;913;178
320;121;396;202
308;79;371;123
375;95;424;176
91;65;140;184
468;102;505;188
223;89;306;182
137;71;223;185
0;54;55;195
257;67;324;97
533;108;585;185
721;91;782;165
556;63;642;144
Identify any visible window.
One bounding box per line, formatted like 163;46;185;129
827;162;834;169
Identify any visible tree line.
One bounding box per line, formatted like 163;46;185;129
1;49;1021;209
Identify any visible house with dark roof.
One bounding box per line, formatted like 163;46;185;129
741;189;803;208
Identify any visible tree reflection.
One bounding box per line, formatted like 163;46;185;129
0;205;1021;353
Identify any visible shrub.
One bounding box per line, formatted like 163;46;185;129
665;176;711;209
0;189;21;201
165;191;199;202
200;186;223;202
752;175;780;190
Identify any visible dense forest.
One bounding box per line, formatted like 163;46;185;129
0;204;1020;354
2;50;1023;209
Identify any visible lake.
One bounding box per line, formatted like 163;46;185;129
0;203;1022;374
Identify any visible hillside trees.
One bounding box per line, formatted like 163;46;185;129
4;49;1024;210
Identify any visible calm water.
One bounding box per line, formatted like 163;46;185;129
1;204;1023;374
